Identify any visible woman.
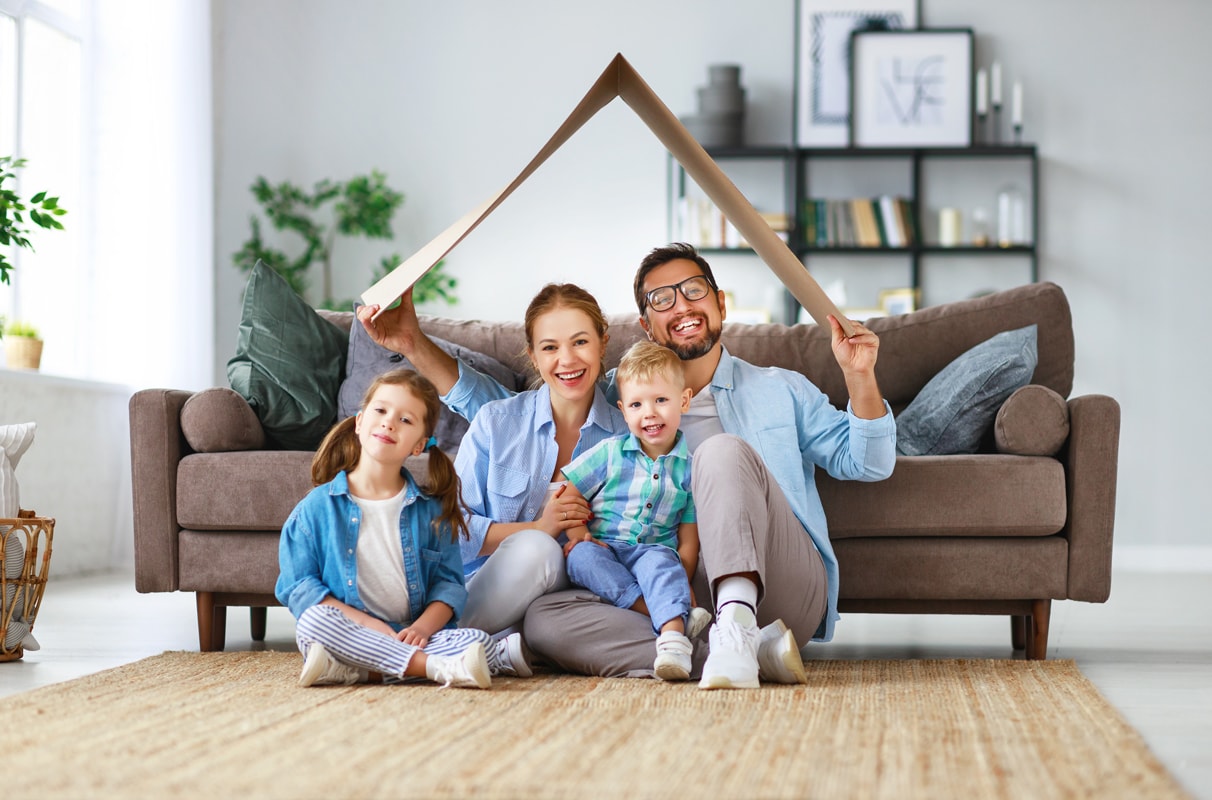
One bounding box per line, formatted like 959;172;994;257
357;284;628;635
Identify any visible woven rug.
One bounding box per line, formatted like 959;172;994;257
0;652;1188;799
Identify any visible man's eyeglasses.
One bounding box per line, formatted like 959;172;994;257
644;275;714;312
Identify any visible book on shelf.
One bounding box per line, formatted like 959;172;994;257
679;196;788;249
802;195;914;248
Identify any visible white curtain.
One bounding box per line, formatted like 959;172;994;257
88;0;213;390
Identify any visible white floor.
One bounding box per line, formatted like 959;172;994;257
2;569;1210;797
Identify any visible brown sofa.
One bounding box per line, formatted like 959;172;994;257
129;281;1119;657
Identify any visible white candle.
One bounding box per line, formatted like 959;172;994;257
1012;81;1023;126
975;69;988;115
991;62;1002;106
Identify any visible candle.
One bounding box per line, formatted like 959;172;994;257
1012;81;1023;126
939;208;962;247
975;69;988;115
991;62;1002;106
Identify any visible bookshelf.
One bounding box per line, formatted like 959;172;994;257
668;144;1038;322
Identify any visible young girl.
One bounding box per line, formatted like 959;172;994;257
276;369;529;688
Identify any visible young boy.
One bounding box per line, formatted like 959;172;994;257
559;341;709;681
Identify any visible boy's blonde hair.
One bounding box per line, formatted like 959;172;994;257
615;341;685;392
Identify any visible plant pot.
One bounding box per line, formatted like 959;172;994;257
4;337;43;370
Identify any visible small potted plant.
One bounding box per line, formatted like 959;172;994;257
2;318;43;370
1;155;66;371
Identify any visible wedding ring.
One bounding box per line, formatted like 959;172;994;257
562;512;567;521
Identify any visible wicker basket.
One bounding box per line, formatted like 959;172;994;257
1;510;55;661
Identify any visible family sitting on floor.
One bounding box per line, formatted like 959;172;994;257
275;242;897;690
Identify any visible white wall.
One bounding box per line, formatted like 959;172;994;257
211;0;1212;560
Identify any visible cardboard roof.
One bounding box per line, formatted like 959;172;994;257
362;53;849;335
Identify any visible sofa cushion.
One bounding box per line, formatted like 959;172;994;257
819;454;1066;539
226;261;349;451
994;384;1070;457
895;325;1038;456
338;307;526;451
181;388;266;453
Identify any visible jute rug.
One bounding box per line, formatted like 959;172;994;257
0;652;1188;799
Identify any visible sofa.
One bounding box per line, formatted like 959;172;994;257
129;279;1120;658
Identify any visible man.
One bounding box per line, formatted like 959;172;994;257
357;243;896;688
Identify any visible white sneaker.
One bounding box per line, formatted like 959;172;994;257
428;642;492;689
494;632;534;678
653;630;693;681
757;619;808;685
698;604;760;690
687;607;712;639
299;643;364;687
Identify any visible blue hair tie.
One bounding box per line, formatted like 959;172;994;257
425;436;438;451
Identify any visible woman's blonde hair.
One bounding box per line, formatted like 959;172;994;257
311;369;469;542
522;283;610;387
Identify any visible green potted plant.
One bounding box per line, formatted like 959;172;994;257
1;155;67;371
234;170;457;310
2;318;42;370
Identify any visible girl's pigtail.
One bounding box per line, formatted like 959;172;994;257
425;447;470;543
310;416;360;485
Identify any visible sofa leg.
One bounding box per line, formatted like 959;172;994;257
1025;599;1051;660
1011;616;1027;651
250;606;267;642
196;592;227;652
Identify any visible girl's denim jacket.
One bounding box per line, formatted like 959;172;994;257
275;469;467;630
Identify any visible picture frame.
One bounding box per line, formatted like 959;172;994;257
879;287;917;316
793;0;920;148
848;28;974;148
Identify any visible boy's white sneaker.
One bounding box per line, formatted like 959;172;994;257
698;605;760;690
493;631;534;678
653;630;694;681
757;619;809;685
427;642;492;689
687;607;712;639
299;643;365;687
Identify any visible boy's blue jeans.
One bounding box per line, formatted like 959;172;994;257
565;539;690;634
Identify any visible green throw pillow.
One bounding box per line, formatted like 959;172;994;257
227;261;349;450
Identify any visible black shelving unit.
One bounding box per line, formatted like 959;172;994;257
668;144;1039;322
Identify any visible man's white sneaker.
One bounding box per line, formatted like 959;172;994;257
698;605;760;690
427;642;492;689
299;643;364;687
687;607;712;639
493;632;534;678
653;630;694;681
757;619;809;685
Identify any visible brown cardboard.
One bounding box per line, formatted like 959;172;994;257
362;53;852;336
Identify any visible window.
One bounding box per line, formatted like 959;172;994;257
0;0;86;377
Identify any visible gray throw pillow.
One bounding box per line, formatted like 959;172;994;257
226;261;349;451
896;325;1038;456
338;307;525;452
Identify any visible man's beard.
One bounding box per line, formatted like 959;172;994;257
658;315;722;362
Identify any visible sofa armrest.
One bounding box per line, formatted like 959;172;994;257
1063;393;1121;602
129;388;194;593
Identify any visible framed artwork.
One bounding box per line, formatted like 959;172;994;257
879;287;917;315
794;0;920;148
849;28;974;148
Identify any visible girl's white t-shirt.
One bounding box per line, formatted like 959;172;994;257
352;488;410;625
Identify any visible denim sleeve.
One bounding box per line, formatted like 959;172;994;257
275;506;332;619
794;379;896;482
442;360;515;423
